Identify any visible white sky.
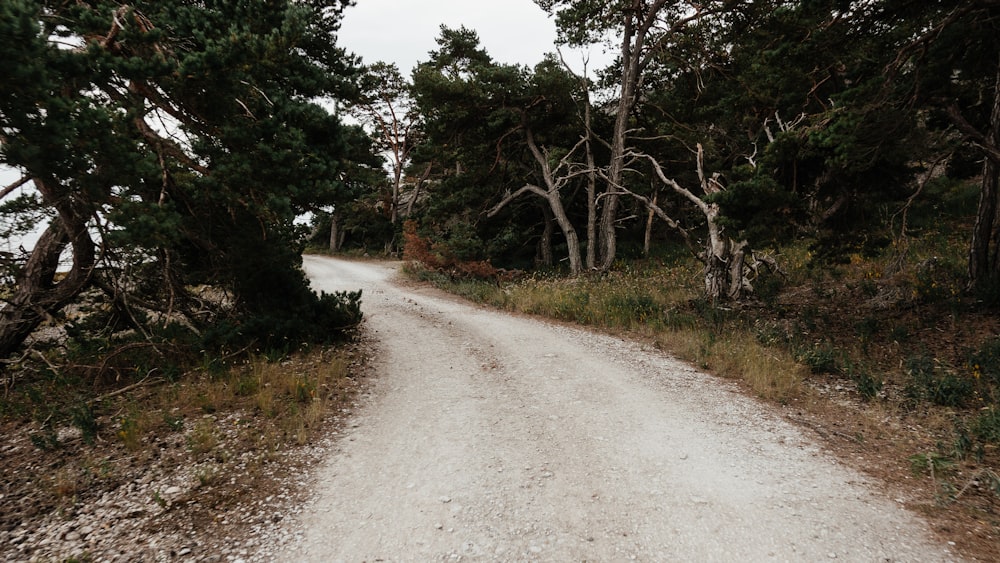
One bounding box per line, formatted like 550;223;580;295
336;0;610;75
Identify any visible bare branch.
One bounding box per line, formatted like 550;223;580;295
486;184;548;218
0;175;30;202
235;98;257;120
595;169;698;255
626;150;710;213
946;102;1000;164
132;116;210;175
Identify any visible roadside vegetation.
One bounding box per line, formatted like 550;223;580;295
401;175;1000;560
0;2;368;558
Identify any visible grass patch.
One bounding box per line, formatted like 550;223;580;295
1;343;364;537
410;259;802;403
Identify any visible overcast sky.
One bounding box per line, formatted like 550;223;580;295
336;0;609;75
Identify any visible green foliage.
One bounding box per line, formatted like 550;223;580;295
30;427;59;451
202;288;362;355
905;355;975;408
969;337;1000;390
911;258;963;305
848;362;883;402
0;0;363;359
70;404;99;445
909;451;955;478
973;408;1000;445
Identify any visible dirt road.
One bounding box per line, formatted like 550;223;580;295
283;255;959;562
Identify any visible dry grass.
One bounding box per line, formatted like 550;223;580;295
654;329;804;403
0;343;367;542
419;261;805;404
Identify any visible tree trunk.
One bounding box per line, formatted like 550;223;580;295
726;240;750;301
537;205;554;268
552;199;582;275
390;166;402;225
969;58;1000;290
0;217;95;358
330;212;343;252
584;93;598;271
599;1;654;271
405;162;432;218
644;188;658;257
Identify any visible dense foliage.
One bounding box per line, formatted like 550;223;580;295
334;1;1000;304
0;0;363;360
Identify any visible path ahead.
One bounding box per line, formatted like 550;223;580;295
284;255;958;562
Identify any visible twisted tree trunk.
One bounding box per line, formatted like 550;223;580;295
0;190;96;357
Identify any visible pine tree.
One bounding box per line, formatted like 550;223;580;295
0;0;362;357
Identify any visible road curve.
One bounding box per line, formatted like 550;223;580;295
279;255;959;562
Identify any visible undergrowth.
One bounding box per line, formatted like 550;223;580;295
0;344;362;534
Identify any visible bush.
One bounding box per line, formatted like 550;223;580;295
797;343;840;374
969;337;1000;388
402;220;497;280
206;289;363;354
904;355;974;408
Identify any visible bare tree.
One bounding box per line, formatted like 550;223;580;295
487;111;589;275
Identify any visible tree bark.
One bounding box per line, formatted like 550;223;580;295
644;186;658;257
405;162;433;218
968;57;1000;290
538;205;554;268
584;89;599;271
0;183;96;357
330;212;343;252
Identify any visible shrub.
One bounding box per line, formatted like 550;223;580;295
973;407;1000;444
796;343;840;374
904;355;974;408
969;337;1000;388
847;361;883;401
402;220;497;280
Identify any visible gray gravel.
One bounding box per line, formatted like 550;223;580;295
274;256;962;562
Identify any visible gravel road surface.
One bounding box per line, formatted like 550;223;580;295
281;255;960;562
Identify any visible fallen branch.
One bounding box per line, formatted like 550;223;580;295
88;370;163;404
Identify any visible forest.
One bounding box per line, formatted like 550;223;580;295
1;0;1000;557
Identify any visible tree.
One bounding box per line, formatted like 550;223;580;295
349;62;421;228
411;28;592;273
886;1;1000;291
307;124;386;253
537;0;738;271
485;56;593;275
0;0;361;358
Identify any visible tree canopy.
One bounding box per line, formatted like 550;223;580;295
0;0;363;359
4;0;1000;361
382;1;1000;301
